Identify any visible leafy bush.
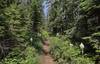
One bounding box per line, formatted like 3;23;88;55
1;47;39;64
41;30;49;40
50;37;95;64
21;47;39;64
82;32;100;62
73;56;94;64
31;33;43;53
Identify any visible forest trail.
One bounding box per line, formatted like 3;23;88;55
40;39;55;64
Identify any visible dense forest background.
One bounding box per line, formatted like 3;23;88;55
0;0;100;64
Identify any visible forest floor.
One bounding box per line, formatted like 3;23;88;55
40;39;55;64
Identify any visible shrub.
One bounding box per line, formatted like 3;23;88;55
41;30;49;40
73;56;94;64
50;37;94;64
1;47;39;64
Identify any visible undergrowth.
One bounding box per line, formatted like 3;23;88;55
0;46;39;64
50;37;95;64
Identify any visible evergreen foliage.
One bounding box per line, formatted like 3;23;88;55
0;0;42;63
0;0;100;64
48;0;100;63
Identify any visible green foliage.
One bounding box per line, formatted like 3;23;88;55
83;31;100;52
3;3;31;44
74;56;94;64
48;0;100;62
0;0;100;64
80;0;93;12
31;0;42;32
41;30;49;40
50;37;94;64
1;47;39;64
21;47;39;64
0;0;42;63
0;0;15;9
48;0;79;34
32;33;43;53
92;32;100;37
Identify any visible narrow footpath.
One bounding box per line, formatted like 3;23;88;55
40;39;55;64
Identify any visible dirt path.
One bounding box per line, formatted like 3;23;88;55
40;39;55;64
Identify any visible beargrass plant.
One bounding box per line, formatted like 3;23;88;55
50;37;95;64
